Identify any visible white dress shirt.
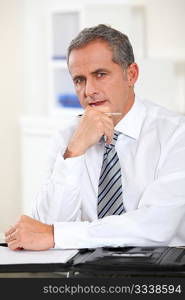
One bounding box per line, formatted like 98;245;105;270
32;98;185;248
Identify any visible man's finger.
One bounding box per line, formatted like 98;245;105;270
5;225;16;237
8;240;23;251
104;128;114;144
5;231;17;243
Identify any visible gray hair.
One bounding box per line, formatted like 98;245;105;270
67;24;135;69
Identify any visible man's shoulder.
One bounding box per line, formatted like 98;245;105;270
137;98;185;144
140;98;185;127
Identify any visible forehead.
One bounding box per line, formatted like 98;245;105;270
68;41;114;74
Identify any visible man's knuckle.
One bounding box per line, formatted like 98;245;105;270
16;221;22;229
86;108;94;116
20;214;27;221
96;121;104;130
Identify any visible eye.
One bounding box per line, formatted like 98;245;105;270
96;72;106;78
73;77;85;85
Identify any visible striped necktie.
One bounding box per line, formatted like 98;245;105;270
97;131;125;218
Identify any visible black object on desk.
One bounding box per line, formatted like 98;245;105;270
0;243;7;247
71;246;185;276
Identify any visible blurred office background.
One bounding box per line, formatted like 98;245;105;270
0;0;185;235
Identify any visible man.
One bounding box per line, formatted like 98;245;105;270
5;24;185;250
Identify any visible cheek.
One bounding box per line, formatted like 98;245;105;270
75;86;82;98
105;83;120;99
75;87;86;106
108;83;129;105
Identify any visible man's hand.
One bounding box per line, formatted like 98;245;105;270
64;106;114;159
5;215;54;251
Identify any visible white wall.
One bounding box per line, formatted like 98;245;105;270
146;0;185;60
23;0;49;116
0;0;24;232
23;0;185;116
0;0;185;233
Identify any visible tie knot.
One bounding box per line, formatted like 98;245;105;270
112;130;120;145
105;130;121;152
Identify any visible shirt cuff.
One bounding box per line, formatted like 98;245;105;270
54;221;90;249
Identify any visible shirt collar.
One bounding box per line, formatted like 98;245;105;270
115;97;146;140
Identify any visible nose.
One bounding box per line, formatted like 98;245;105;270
84;78;98;98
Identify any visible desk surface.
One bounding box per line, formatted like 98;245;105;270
1;246;185;278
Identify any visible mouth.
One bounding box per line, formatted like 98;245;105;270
89;100;108;107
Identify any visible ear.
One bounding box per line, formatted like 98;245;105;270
127;63;139;87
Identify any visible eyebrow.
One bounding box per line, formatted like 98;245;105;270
91;68;109;75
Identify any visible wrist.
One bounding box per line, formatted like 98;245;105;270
49;224;55;248
63;146;85;159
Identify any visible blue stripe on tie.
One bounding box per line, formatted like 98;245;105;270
113;202;125;215
98;188;122;218
97;130;124;218
99;158;119;186
104;190;123;213
99;160;119;186
100;154;118;182
98;174;122;202
105;144;112;150
103;154;108;162
101;152;117;171
103;151;108;159
98;183;122;206
98;168;120;196
106;186;122;205
98;180;122;204
98;187;120;218
105;147;112;155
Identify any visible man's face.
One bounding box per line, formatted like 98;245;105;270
68;40;137;119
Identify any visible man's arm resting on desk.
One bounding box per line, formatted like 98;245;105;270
5;215;54;251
